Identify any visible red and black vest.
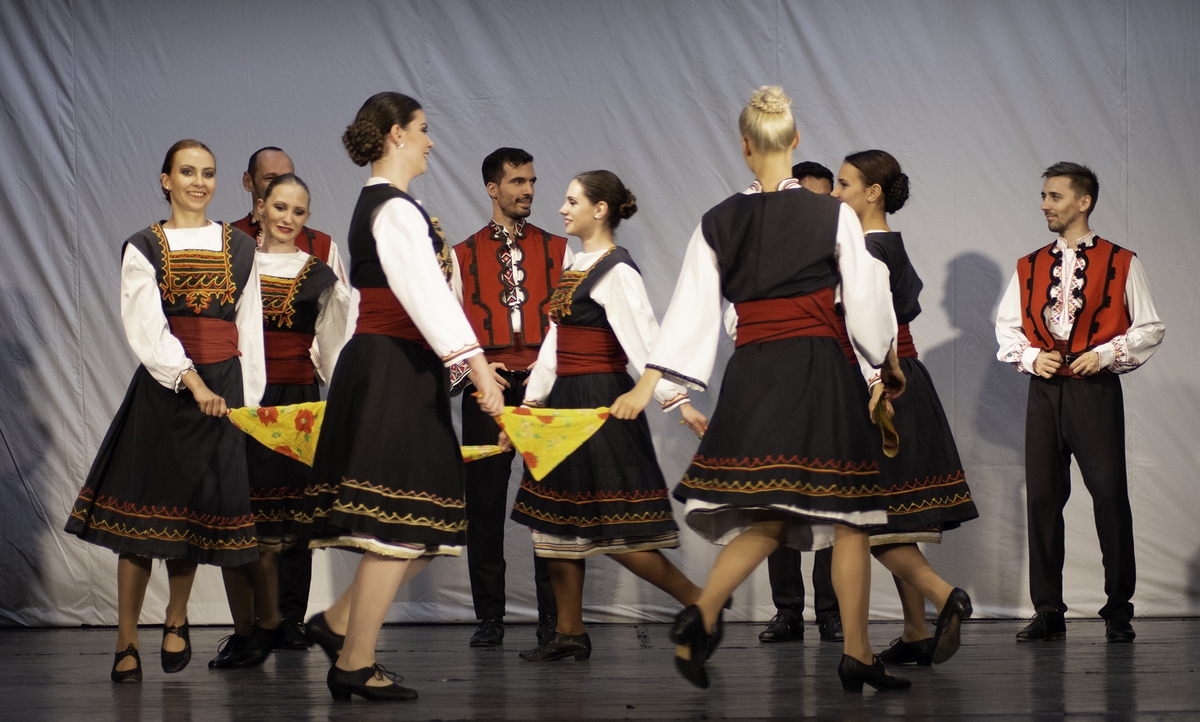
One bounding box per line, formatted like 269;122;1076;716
453;222;567;350
232;213;334;265
1017;236;1134;354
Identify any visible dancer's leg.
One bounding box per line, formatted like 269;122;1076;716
115;555;152;671
164;559;198;653
249;551;281;631
610;550;701;607
336;553;432;686
831;524;872;664
891;575;932;641
695;520;786;632
548;559;586;636
872;543;952;623
220;565;257;636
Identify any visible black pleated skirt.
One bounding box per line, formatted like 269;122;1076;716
247;382;321;542
301;334;465;558
869;356;978;545
510;371;680;558
674;336;889;549
64;359;258;567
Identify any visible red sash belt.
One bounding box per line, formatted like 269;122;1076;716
264;331;316;385
897;324;918;359
354;288;431;349
168;317;240;364
734;287;855;363
1050;339;1109;378
557;325;628;376
487;332;540;370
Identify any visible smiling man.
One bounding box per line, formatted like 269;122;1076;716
450;148;571;648
995;162;1164;644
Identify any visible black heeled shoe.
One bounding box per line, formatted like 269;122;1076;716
327;663;418;702
306;612;345;663
877;636;935;667
111;643;142;683
837;654;911;692
161;619;191;673
670;605;713;689
931;587;972;664
518;632;592;661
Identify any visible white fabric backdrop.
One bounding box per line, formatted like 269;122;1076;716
1;0;1198;627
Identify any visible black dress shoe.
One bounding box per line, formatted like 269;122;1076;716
208;632;250;668
306;612;345;662
1015;611;1066;642
161;619;191;673
535;614;558;647
274;618;313;650
469;617;504;647
209;626;277;669
932;588;972;664
878;636;935;666
518;632;592;661
818;613;844;643
111;643;142;683
1105;610;1136;643
670;605;713;689
759;612;803;643
327;663;418;702
838;654;911;692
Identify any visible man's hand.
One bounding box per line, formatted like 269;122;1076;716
488;362;511;389
880;347;906;400
1032;349;1063;379
1069;350;1101;377
679;402;708;438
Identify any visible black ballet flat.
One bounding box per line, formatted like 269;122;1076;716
878;636;935;667
518;632;592;661
111;643;142;683
161;619;191;673
932;588;972;664
837;654;911;692
306;612;345;663
327;663;418;702
670;605;713;689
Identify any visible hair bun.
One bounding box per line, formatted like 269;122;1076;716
884;172;910;214
618;190;638;220
342;119;385;167
749;85;791;115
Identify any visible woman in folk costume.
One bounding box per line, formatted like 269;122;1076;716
65;140;265;682
299;92;505;703
209;173;350;670
611;86;913;692
830;149;977;667
511;171;708;662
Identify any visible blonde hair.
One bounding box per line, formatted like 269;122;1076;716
738;86;795;154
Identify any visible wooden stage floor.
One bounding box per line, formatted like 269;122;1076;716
3;618;1198;720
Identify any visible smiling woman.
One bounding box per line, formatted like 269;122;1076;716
63;139;266;683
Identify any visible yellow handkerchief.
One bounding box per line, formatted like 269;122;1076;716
495;406;611;480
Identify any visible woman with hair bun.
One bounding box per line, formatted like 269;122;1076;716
301;92;506;703
511;170;708;663
65;139;265;682
832;149;977;667
612;86;911;691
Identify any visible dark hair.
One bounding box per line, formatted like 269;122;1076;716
1042;161;1099;214
247;146;286;178
160;139;214;202
844;149;909;214
262;173;311;206
573;170;637;230
342;92;422;167
482;147;534;186
791;160;833;186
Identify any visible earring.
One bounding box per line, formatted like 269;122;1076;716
399;144;405;149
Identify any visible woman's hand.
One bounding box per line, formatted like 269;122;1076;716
880;347;906;400
609;370;662;420
182;369;229;417
497;430;513;452
868;382;894;420
467;354;505;416
679;402;708;438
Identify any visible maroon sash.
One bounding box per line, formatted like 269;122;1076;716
264;331;316;385
557;325;628;376
168;317;240;364
734;287;855;363
897;324;918;359
354;288;430;349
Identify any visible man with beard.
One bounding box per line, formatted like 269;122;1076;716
451;148;571;648
996;162;1164;644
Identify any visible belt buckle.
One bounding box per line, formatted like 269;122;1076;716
1062;352;1077;365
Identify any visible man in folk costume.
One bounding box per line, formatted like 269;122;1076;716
230;146;347;651
996;162;1164;643
450;148;571;648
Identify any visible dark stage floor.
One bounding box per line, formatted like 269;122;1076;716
2;619;1198;721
